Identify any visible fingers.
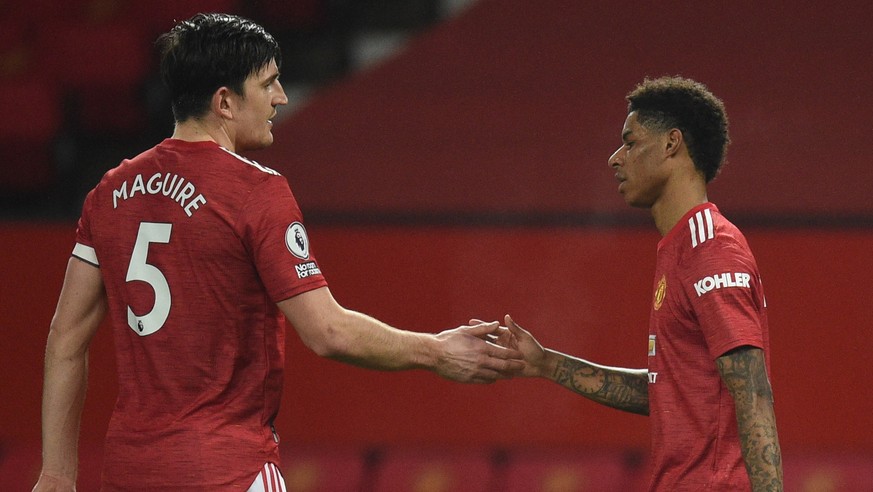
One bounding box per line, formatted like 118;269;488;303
440;318;529;383
444;356;519;384
466;344;525;381
467;318;519;351
468;361;522;384
504;314;517;329
459;321;500;338
483;328;512;344
467;316;523;335
484;341;522;360
468;375;497;385
470;320;500;343
499;358;525;374
479;349;525;375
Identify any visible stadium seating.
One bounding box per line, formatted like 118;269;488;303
370;446;499;492
126;0;243;38
280;443;369;491
783;451;873;492
0;80;62;192
34;19;151;136
503;448;648;492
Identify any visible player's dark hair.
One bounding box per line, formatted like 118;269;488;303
627;76;729;183
157;13;282;122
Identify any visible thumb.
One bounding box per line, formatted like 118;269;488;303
504;314;527;337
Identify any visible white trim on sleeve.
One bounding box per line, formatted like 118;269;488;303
72;243;99;267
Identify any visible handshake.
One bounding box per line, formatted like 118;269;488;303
433;314;548;384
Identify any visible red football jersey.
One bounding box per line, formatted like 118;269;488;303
72;139;328;490
646;203;770;491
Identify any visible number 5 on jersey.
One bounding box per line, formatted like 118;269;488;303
126;222;172;336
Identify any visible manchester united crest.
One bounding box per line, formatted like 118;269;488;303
653;274;667;310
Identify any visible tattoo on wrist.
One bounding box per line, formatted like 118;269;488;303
553;358;648;415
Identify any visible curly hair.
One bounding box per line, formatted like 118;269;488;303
157;13;282;122
626;76;729;183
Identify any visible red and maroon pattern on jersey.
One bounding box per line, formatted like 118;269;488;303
73;139;327;490
646;203;770;491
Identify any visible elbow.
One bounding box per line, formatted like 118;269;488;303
299;321;349;360
305;338;340;359
45;321;88;362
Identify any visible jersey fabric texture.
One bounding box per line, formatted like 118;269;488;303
72;139;328;490
647;203;770;491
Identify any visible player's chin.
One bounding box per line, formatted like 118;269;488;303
622;191;653;209
619;191;638;207
261;129;275;146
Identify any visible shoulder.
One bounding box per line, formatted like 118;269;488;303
676;206;747;250
213;147;294;202
667;207;764;306
217;147;283;177
671;205;756;271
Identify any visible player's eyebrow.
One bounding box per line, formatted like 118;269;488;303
263;71;280;86
622;129;634;142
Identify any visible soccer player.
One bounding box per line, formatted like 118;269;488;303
495;77;783;490
32;13;522;491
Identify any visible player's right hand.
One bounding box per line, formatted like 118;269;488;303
433;322;524;384
501;315;549;378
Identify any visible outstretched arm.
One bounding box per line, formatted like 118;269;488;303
502;315;649;415
716;346;783;491
34;258;107;492
277;287;523;384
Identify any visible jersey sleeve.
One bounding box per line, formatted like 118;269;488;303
680;237;766;359
72;187;100;267
238;175;328;303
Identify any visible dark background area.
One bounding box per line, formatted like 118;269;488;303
2;1;872;490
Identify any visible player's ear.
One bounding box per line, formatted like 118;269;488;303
664;128;683;158
212;86;234;120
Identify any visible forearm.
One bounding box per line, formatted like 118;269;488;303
542;349;649;415
736;396;783;491
717;347;783;491
318;309;437;371
35;257;106;491
282;289;436;370
281;289;519;384
39;331;90;483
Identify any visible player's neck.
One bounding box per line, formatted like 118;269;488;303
651;178;708;236
171;118;235;152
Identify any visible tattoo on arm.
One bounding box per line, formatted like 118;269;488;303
717;347;783;491
552;357;649;415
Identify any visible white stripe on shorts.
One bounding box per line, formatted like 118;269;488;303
247;462;286;492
